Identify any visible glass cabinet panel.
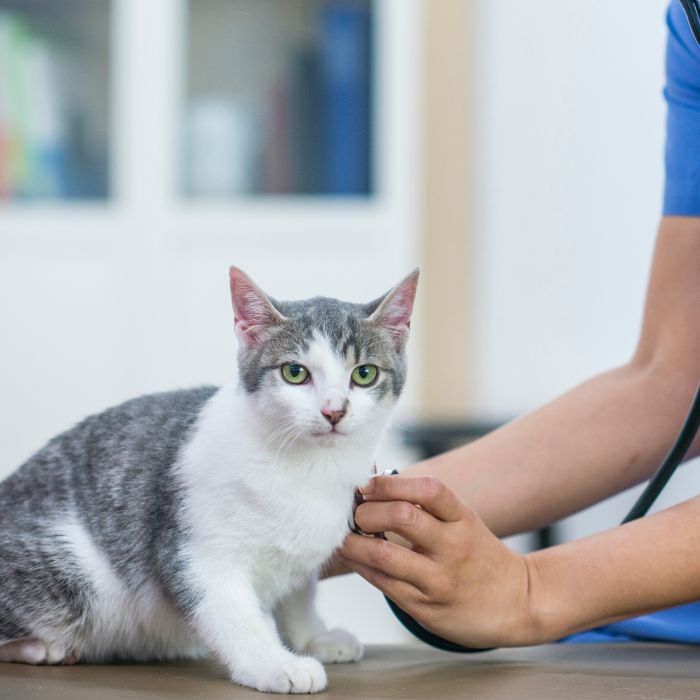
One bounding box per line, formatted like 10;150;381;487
0;0;111;201
183;0;374;198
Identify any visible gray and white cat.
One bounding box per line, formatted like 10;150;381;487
0;266;418;693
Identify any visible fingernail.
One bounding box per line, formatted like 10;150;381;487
360;476;376;495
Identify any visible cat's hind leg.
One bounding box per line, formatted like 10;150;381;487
0;638;47;664
0;638;77;665
0;538;82;666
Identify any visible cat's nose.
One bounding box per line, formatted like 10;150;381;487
321;400;348;426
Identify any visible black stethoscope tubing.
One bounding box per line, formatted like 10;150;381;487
680;0;700;46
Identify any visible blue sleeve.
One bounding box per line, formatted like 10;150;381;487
663;2;700;215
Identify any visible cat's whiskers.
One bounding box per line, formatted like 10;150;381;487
264;419;298;448
264;415;307;446
263;419;307;464
274;424;306;465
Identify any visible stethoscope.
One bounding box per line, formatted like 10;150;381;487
374;383;700;653
681;0;700;45
375;0;700;653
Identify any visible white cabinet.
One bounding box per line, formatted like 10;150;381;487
0;0;420;464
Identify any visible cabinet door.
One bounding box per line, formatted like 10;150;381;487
182;0;374;198
0;0;111;200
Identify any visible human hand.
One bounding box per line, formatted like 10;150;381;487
338;475;541;648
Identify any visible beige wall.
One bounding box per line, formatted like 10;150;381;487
419;0;473;420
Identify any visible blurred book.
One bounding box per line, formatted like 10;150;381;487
318;1;372;195
0;13;11;197
291;45;321;194
24;32;68;197
261;79;294;194
185;97;257;196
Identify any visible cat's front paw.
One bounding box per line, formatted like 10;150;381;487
304;628;363;664
239;654;327;694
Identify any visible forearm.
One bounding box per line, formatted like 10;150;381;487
406;217;700;537
406;361;696;537
522;495;700;644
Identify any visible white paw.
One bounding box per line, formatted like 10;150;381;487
304;628;363;664
239;654;327;694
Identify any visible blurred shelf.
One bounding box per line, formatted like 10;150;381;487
0;197;383;228
168;197;386;231
0;197;392;252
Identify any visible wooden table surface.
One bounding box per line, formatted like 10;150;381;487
1;643;699;699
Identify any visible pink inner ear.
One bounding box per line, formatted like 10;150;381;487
372;270;419;331
379;288;413;327
229;266;282;347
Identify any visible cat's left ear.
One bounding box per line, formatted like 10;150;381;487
368;268;419;344
229;266;285;348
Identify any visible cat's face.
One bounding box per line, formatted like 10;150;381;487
229;267;418;451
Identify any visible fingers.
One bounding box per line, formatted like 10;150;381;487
353;499;440;551
340;533;437;594
361;475;465;523
338;552;427;609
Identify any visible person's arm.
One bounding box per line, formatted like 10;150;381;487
339;473;700;647
321;217;700;580
337;216;700;642
406;216;700;537
528;493;700;642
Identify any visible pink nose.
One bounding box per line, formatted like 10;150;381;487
321;400;348;426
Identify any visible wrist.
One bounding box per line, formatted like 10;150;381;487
466;548;551;648
496;552;552;647
518;548;585;645
514;553;555;645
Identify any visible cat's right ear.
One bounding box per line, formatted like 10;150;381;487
229;267;285;348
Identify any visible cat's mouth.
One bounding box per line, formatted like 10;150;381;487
310;427;346;439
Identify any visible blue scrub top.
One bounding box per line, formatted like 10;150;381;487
564;1;700;646
663;0;700;215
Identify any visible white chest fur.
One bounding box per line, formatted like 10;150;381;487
177;385;375;609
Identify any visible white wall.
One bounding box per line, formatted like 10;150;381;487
472;0;667;417
470;0;700;543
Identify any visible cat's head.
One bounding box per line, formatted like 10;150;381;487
229;267;418;452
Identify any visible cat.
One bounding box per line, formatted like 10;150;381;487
0;266;418;693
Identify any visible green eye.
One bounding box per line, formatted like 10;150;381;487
351;364;378;387
281;363;310;385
